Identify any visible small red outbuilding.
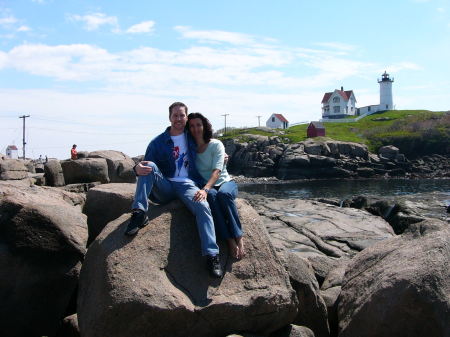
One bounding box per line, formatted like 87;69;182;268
307;121;325;138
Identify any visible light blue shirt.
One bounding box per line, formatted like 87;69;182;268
196;139;231;186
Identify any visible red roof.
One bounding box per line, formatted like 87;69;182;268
7;145;18;150
321;90;354;103
274;114;288;122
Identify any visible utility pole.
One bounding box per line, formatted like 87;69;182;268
256;115;262;127
19;115;30;159
221;114;229;135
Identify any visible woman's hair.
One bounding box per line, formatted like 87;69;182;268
187;112;213;143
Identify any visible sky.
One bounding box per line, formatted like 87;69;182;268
1;0;449;159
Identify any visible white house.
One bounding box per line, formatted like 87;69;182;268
321;87;357;119
6;145;18;159
266;113;289;129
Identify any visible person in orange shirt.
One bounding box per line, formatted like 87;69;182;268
71;144;78;160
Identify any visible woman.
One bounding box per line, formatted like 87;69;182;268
188;112;245;259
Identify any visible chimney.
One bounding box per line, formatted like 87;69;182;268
341;86;344;91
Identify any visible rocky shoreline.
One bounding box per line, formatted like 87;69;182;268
224;136;449;180
1;147;449;337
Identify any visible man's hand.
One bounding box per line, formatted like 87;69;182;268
135;161;153;176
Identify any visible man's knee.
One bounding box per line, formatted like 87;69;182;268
217;189;233;201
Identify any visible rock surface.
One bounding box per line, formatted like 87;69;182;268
44;159;65;186
83;183;135;243
61;158;110;184
0;159;28;180
224;138;449;179
241;193;395;282
78;199;298;337
88;150;136;183
338;219;450;337
0;182;88;337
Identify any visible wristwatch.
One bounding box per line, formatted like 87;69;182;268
202;188;209;193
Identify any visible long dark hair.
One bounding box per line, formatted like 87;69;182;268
187;112;213;143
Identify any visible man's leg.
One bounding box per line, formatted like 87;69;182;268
172;181;219;257
126;162;175;236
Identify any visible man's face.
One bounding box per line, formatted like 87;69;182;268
169;106;188;133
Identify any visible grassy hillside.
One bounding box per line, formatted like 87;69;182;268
220;110;450;157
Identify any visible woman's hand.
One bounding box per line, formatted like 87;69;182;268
193;189;208;202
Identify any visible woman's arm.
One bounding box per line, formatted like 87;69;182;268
193;141;224;201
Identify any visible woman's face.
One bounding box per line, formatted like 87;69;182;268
189;118;204;140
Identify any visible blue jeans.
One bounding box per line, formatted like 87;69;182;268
207;180;243;240
132;162;219;256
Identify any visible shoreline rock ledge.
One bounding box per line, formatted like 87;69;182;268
78;199;298;337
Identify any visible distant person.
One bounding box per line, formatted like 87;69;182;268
187;113;245;259
126;102;222;278
71;144;78;160
45;155;48;163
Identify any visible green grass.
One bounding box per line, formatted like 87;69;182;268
219;110;450;154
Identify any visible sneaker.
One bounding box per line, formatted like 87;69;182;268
207;255;223;278
125;210;149;236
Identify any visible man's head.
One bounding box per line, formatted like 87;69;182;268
169;102;188;118
72;144;77;149
168;102;188;136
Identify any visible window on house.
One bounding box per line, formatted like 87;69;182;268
333;106;340;113
386;104;388;109
333;97;340;103
272;117;275;122
368;106;371;112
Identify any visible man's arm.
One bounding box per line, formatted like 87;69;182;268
133;141;156;176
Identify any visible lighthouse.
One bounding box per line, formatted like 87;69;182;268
378;71;394;110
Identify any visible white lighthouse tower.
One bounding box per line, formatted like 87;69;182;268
378;71;394;110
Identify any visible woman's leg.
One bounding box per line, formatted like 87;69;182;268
216;181;245;258
207;188;238;258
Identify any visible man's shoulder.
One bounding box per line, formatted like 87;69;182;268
150;128;171;144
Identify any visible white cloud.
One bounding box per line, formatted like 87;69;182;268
0;16;18;26
67;13;119;32
437;7;445;13
126;21;155;34
314;42;357;52
17;25;31;32
174;26;256;45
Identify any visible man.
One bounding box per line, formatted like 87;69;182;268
126;102;222;278
71;144;78;160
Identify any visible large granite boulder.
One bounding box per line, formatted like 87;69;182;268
287;254;329;337
88;150;136;183
338;219;450;337
378;145;399;160
44;159;65;186
78;199;298;337
243;194;395;284
0;182;88;337
83;183;135;243
0;159;28;180
61;158;109;184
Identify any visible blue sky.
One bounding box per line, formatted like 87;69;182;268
1;0;449;159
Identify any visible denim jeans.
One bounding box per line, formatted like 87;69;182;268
132;162;219;256
207;180;243;240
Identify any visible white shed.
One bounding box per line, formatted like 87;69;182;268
266;113;289;129
6;145;18;159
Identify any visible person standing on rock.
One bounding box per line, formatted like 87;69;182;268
71;144;78;160
188;113;245;260
125;102;222;278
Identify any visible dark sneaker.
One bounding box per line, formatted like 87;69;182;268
207;255;223;278
125;210;149;236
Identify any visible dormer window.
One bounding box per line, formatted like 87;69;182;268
333;97;340;103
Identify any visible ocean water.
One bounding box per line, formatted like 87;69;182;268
239;178;450;201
